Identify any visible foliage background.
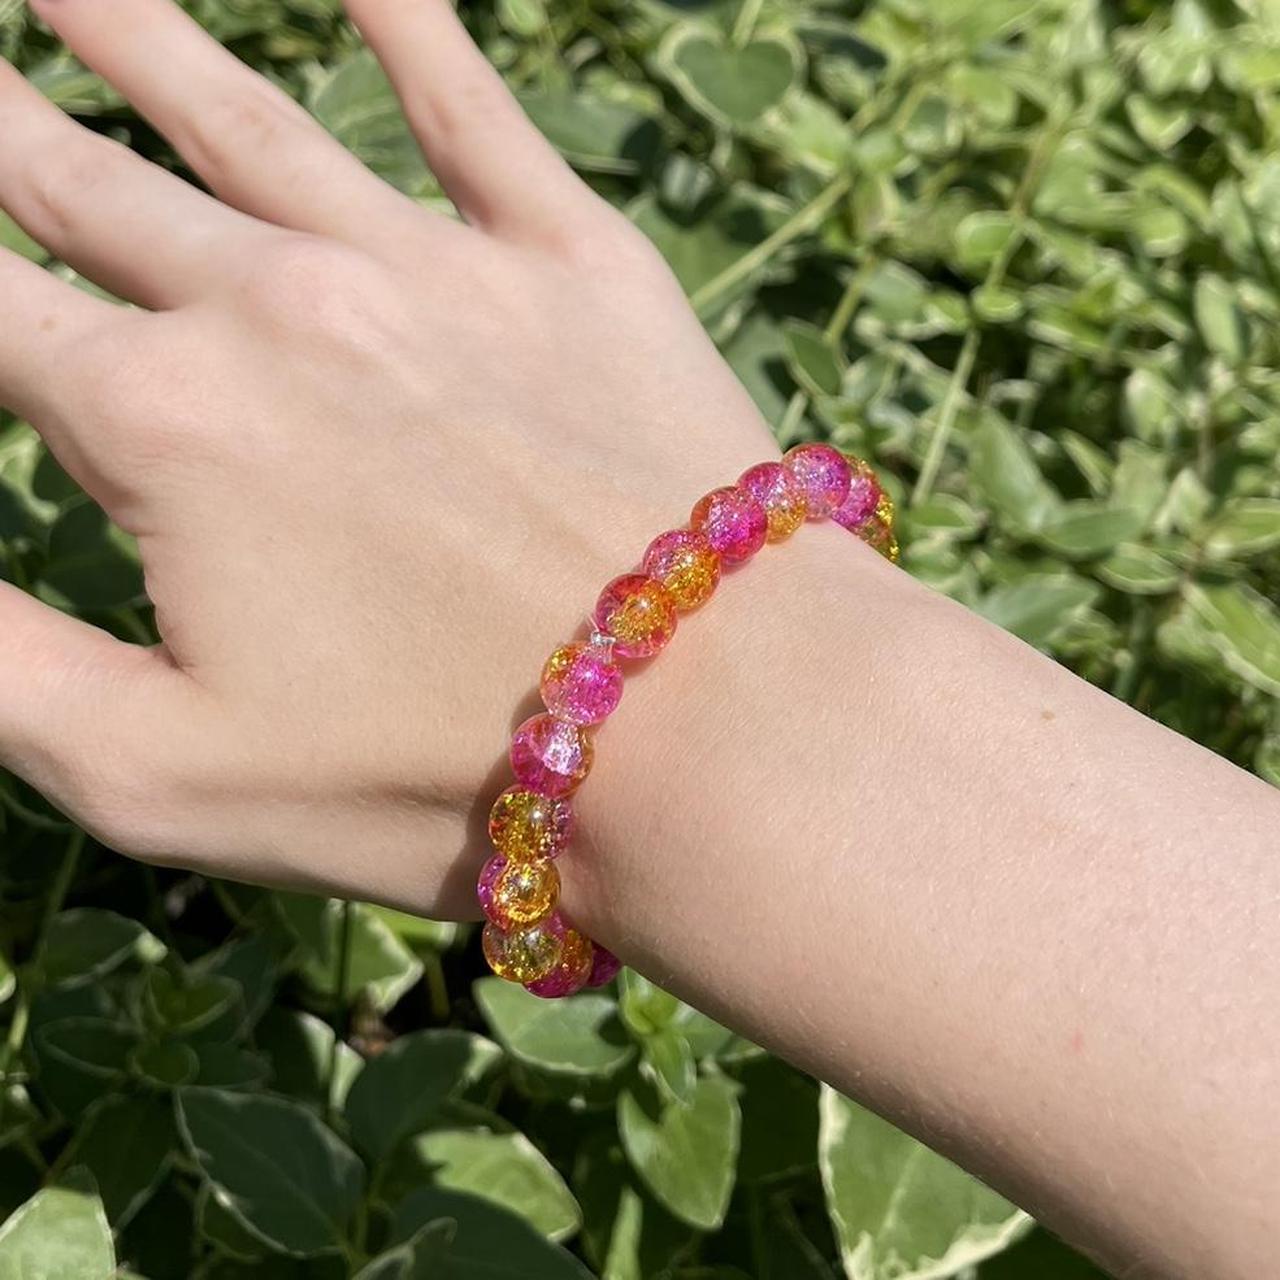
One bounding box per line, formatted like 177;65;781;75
1;0;1278;1276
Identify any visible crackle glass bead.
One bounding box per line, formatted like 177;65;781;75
689;485;768;563
592;573;677;659
524;923;594;999
832;458;882;531
540;641;623;725
478;853;560;930
860;516;899;562
783;443;851;518
482;919;563;984
510;714;593;798
738;462;807;542
586;944;622;988
642;529;721;611
488;785;574;861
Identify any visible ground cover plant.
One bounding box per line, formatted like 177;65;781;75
0;0;1277;1275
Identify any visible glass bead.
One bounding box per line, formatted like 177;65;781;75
477;852;509;927
524;924;594;999
592;573;678;659
737;462;807;542
510;714;593;798
492;856;559;926
642;529;720;611
488;785;574;861
782;443;851;518
860;516;899;562
540;641;623;725
689;485;768;563
586;944;622;988
832;458;882;531
482;919;563;984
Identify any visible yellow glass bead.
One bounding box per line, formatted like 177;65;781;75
482;920;563;984
641;529;721;611
492;857;560;926
488;786;574;861
875;491;896;526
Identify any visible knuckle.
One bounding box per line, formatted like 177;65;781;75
408;71;513;147
22;136;124;243
178;79;303;181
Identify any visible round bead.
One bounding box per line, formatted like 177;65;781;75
491;856;559;926
783;443;852;518
832;458;882;531
689;485;768;563
482;919;564;984
642;529;721;611
860;516;899;562
737;462;807;542
524;925;594;999
510;714;593;798
585;944;622;988
540;641;623;725
488;786;574;861
477;853;509;927
592;574;677;659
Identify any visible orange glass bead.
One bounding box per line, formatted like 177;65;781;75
482;920;563;984
738;462;807;541
488;786;574;861
592;573;678;659
491;857;560;926
524;923;595;999
641;529;721;611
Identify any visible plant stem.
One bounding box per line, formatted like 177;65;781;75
326;899;355;1125
0;778;72;832
691;173;852;318
730;0;765;47
911;326;980;506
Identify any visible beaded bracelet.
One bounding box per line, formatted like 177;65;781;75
478;444;898;998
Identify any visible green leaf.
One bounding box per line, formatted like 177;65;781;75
60;1095;174;1227
344;1029;503;1161
819;1087;1029;1279
0;1172;115;1280
1127;96;1192;150
954;212;1016;274
967;420;1061;534
39;909;164;988
39;500;144;611
390;1129;581;1240
475;977;634;1078
902;495;984;540
256;1008;362;1111
659;26;803;128
496;0;544;38
1193;273;1248;363
783;319;844;396
617;1077;741;1231
641;1029;697;1105
177;1087;365;1255
1184;584;1280;696
1201;499;1280;560
975;575;1101;647
1034;502;1148;559
0;211;45;263
143;967;240;1035
390;1187;595;1279
278;896;423;1014
517;90;659;175
1096;545;1181;595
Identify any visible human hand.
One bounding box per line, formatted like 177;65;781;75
0;0;774;915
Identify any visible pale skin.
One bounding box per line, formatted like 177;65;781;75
0;1;1276;1276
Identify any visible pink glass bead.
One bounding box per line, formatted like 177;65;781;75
832;460;881;531
524;920;594;999
689;485;768;564
477;853;509;927
642;529;721;612
586;945;622;988
737;462;807;542
592;574;677;659
783;443;851;518
540;641;623;726
510;713;593;798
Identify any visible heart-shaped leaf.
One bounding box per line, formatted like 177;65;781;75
659;25;803;127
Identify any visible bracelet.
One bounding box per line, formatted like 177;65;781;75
478;444;898;998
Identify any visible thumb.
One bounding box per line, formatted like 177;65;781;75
0;582;200;855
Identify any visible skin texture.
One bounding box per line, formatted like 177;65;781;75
0;3;1276;1276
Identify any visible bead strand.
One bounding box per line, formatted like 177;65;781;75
478;445;898;998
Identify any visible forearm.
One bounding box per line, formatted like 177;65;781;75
568;520;1280;1280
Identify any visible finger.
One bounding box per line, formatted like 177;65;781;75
344;0;590;238
0;582;197;855
29;0;421;247
0;60;273;308
0;247;118;423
